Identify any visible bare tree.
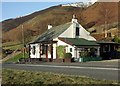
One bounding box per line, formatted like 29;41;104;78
99;3;113;38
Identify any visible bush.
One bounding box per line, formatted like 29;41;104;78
112;36;120;43
64;53;72;58
56;46;65;59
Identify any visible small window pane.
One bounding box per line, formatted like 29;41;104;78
32;46;36;55
70;48;72;52
107;33;111;37
76;27;79;36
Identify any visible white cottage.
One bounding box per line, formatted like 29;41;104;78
29;15;100;62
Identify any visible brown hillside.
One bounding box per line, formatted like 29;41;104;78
82;2;118;25
3;6;82;42
2;2;119;42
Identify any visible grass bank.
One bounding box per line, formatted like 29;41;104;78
2;69;119;85
5;52;29;63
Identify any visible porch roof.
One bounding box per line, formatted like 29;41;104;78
31;22;72;43
58;37;99;46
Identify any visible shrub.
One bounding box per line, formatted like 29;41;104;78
80;51;89;57
56;46;65;59
64;53;72;58
112;36;120;43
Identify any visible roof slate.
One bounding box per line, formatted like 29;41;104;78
31;22;72;43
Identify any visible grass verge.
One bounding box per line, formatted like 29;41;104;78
5;53;29;63
2;68;119;85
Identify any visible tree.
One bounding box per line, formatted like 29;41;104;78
99;2;113;38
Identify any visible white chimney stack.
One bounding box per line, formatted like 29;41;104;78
72;14;78;23
48;24;52;29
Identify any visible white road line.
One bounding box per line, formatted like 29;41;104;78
16;64;120;71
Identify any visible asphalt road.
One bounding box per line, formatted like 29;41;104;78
2;62;120;81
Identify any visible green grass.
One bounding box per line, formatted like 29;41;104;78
2;69;119;85
5;53;29;62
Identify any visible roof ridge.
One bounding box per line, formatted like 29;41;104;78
50;22;71;30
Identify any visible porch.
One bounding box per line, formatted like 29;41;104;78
74;46;101;62
29;40;57;62
98;41;120;60
58;38;101;62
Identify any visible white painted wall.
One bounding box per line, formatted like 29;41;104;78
78;24;96;41
59;24;74;38
66;45;75;58
30;44;40;58
74;48;80;58
53;38;76;58
59;21;96;41
53;44;57;59
48;45;51;59
30;43;57;59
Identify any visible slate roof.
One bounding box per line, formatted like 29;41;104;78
31;22;72;43
58;37;99;46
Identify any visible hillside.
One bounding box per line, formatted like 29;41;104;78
2;6;60;32
3;5;83;42
82;2;118;25
2;2;119;42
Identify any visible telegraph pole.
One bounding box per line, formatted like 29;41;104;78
22;25;25;58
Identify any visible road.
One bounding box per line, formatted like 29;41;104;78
2;61;120;81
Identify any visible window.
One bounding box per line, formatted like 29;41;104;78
70;48;72;52
32;46;36;55
107;33;111;37
76;27;79;36
91;30;96;33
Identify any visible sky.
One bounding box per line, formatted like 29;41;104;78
1;0;99;21
1;2;68;21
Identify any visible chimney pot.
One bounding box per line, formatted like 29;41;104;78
72;14;78;23
48;24;52;29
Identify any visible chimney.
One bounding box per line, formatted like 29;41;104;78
72;14;78;23
48;24;52;29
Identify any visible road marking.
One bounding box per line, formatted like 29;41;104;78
16;64;120;71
